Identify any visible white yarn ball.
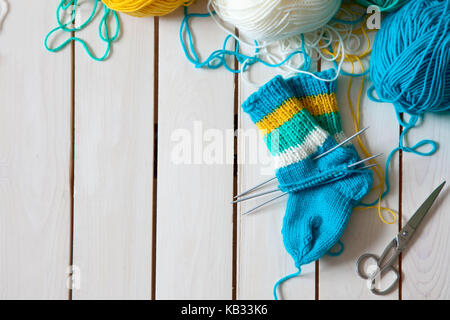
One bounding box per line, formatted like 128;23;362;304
211;0;342;42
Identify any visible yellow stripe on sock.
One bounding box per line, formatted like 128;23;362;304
300;93;338;117
256;98;303;134
255;93;338;134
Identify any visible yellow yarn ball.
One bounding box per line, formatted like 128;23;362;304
102;0;194;17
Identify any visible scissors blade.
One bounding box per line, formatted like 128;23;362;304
406;181;446;230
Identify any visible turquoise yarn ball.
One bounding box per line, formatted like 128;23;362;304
370;0;450;115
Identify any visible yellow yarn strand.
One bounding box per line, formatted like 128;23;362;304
102;0;194;17
348;57;397;225
320;5;397;225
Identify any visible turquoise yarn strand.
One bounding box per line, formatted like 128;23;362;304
326;240;345;256
180;7;311;74
45;0;120;61
180;6;372;76
273;268;301;300
360;113;439;207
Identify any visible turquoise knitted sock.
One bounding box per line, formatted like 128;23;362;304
242;72;373;300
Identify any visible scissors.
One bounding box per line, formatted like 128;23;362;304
356;181;446;295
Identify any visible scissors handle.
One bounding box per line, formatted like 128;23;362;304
369;265;399;295
356;253;380;280
356;240;401;295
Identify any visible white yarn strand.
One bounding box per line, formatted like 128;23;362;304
242;24;346;87
205;0;370;87
0;0;8;31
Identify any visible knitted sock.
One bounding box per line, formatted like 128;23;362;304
242;73;373;300
286;68;351;256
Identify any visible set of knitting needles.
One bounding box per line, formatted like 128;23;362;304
233;126;381;215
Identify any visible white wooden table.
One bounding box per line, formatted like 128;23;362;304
1;1;449;300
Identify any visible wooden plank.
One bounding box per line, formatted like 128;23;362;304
156;1;234;299
318;69;400;299
72;6;154;299
402;112;450;299
0;1;71;299
237;66;316;300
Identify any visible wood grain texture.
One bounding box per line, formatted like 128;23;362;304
0;1;71;299
318;72;400;299
402;112;450;299
237;66;316;300
156;1;234;299
72;6;154;299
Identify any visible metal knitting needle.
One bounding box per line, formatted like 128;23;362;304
355;163;377;171
233;177;277;199
231;188;281;204
242;163;378;215
235;155;381;205
234;126;370;199
313;126;370;160
242;193;288;215
347;153;383;168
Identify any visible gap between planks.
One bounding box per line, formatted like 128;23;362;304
151;16;160;301
69;31;75;301
232;27;240;301
398;116;404;300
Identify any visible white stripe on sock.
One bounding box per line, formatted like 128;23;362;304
274;127;329;169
